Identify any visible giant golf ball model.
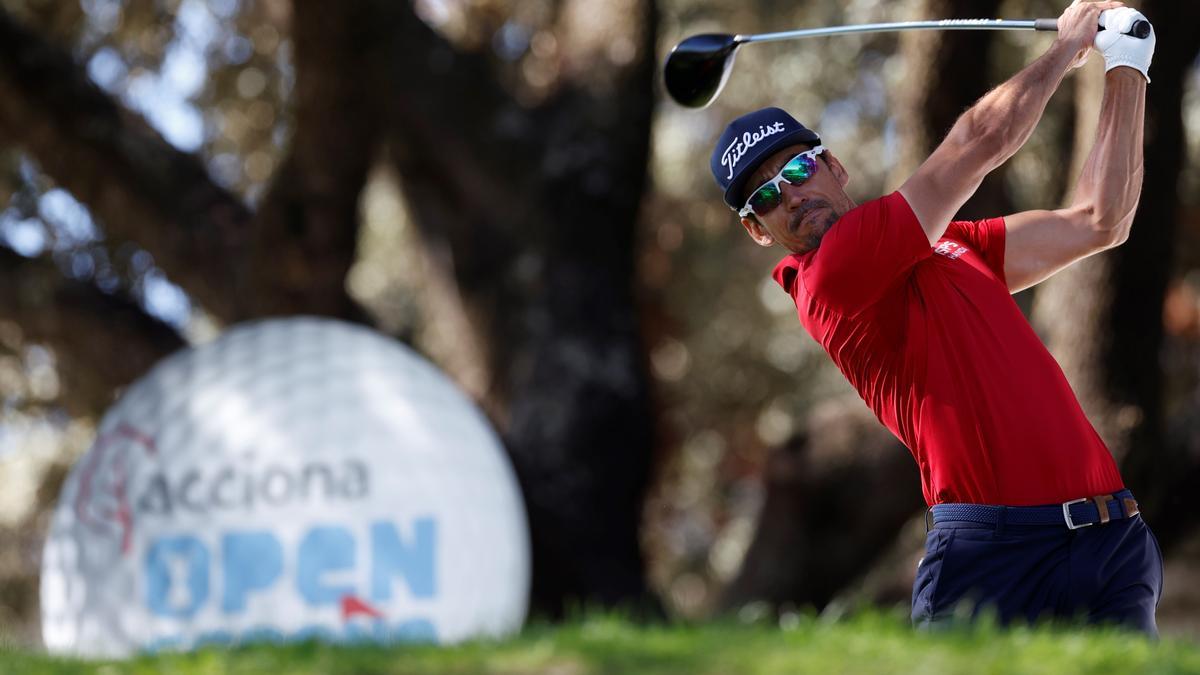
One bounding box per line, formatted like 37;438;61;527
41;318;530;657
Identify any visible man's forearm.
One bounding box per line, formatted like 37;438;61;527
897;1;1124;243
1070;68;1146;242
948;41;1081;171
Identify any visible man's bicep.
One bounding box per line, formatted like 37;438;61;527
899;136;993;245
1003;208;1115;293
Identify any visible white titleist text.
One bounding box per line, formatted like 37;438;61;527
723;122;787;179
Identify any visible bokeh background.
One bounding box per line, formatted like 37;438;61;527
2;0;1199;645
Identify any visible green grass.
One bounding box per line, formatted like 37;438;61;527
3;611;1199;674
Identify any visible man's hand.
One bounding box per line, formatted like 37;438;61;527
1056;0;1127;70
1096;8;1155;82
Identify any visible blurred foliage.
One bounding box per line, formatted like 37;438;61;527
1;0;1199;634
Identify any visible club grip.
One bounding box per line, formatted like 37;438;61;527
1127;19;1152;39
1033;17;1152;38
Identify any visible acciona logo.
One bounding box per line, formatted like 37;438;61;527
134;457;369;517
74;423;370;555
722;121;788;179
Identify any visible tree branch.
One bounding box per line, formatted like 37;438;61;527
381;0;663;615
385;0;658;301
246;0;387;320
0;8;252;322
0;247;184;414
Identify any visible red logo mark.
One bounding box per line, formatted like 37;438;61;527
74;423;157;556
340;595;384;621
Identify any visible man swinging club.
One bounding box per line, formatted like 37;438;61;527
709;1;1162;633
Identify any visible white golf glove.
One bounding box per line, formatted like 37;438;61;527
1095;8;1155;83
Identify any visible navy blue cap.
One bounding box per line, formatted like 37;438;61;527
711;107;821;210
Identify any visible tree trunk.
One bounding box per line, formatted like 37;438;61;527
889;0;1013;220
383;0;661;616
247;0;384;320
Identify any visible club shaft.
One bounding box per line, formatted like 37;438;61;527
738;19;1040;45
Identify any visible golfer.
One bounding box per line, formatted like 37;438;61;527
710;2;1161;633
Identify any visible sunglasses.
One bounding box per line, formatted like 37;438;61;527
738;145;826;219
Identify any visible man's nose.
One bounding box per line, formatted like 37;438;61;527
781;182;808;210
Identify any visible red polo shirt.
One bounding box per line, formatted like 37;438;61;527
773;191;1124;506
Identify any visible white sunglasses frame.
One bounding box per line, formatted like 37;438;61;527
737;145;826;219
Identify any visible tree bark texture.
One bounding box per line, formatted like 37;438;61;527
383;0;661;616
247;0;383;320
889;0;1012;220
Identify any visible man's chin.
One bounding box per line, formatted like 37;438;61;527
782;234;820;255
790;208;822;234
799;218;837;252
782;211;839;254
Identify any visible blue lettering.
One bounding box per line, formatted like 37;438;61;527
141;635;185;654
239;627;286;644
193;630;235;648
145;536;209;619
297;526;355;605
386;618;438;642
141;518;439;632
342;621;379;644
221;531;283;613
138;617;439;653
291;625;339;643
370;518;436;601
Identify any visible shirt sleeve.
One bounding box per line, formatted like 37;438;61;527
772;254;801;295
945;217;1007;283
798;191;932;316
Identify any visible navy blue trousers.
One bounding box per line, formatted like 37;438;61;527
911;512;1163;636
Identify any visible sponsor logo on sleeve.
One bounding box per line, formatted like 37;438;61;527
934;240;969;260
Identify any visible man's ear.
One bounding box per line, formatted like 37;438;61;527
823;150;851;188
740;215;774;247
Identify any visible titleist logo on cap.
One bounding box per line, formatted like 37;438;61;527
722;122;787;179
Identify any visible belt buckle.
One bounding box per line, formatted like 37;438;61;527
1062;497;1093;530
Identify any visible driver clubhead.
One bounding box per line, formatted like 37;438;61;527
664;33;740;108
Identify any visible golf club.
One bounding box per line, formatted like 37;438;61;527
665;18;1152;108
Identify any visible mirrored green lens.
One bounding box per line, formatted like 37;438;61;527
749;184;781;216
781;155;815;183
